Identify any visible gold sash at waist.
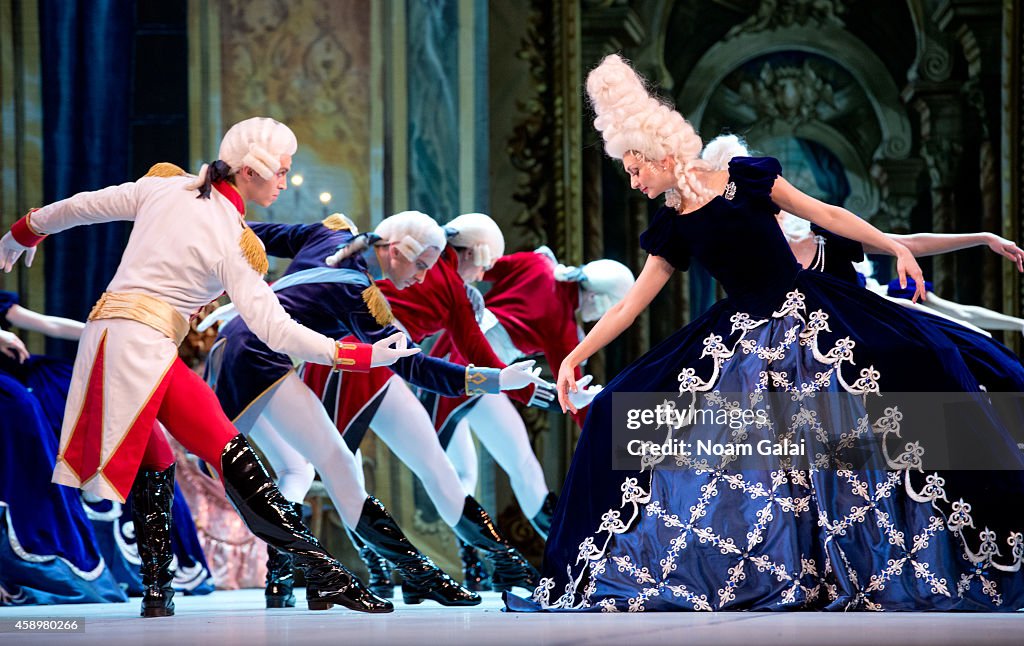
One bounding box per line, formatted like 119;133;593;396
88;292;190;346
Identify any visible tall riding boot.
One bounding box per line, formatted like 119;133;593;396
458;539;490;592
528;492;558;540
132;464;177;618
452;496;540;593
354;496;480;606
219;435;392;613
265;502;301;608
347;528;394;598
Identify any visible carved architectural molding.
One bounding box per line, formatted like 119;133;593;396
509;0;583;264
679;26;913;162
737;60;836;125
724;0;846;39
870;158;925;232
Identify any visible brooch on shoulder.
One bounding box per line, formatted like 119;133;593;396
723;182;737;200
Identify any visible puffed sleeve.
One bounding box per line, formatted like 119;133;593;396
811;223;865;266
341;282;468;397
248;222;320;259
639;206;690;271
214;233;337;365
728;156;783;214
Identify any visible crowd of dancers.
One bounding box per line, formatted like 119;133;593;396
2;52;1024;616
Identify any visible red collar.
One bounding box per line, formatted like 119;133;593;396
213;180;246;216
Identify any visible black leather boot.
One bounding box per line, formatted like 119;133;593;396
529;492;558;540
265;502;301;608
132;464;177;618
219;435;392;613
347;529;395;598
354;496;480;607
458;539;490;592
452;496;539;593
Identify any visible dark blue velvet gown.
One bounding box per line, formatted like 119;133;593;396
507;158;1024;612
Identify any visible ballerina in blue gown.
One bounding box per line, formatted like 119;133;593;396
0;290;124;605
0;290;213;604
509;55;1024;613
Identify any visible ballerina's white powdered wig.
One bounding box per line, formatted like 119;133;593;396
325;210;447;267
445;212;505;269
187;117;298;191
586;54;716;208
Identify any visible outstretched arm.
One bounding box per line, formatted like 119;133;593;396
863;232;1024;273
772;176;927;301
557;254;673;412
4;305;85;341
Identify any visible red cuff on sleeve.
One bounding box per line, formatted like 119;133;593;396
10;210;46;247
333;340;373;372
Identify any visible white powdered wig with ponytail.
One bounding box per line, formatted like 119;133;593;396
377;210;447;261
187;117;298;193
701;134;749;170
325;210;445;268
445;213;505;268
586;54;715;207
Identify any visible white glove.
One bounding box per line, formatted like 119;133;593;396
527;380;559;410
369;331;421;367
498;359;549;390
567;374;603;410
0;232;36;273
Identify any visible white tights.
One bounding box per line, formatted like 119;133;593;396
248;372;368;528
250;373;468;528
445;394;550;518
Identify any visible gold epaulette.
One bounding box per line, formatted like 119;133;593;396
143;162;187;178
322;213;358;233
361;283;394;326
239;226;269;276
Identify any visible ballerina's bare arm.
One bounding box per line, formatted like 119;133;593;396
863;233;1024;273
556;254;673;413
4;304;85;341
771;176;927;302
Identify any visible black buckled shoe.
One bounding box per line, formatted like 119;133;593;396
354;496;480;607
219;435;393;613
131;464;177;618
452;496;539;593
529;492;558;540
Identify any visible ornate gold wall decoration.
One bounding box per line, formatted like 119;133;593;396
204;1;373;228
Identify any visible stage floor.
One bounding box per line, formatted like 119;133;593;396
1;588;1022;645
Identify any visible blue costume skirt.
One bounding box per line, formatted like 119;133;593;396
0;356;124;605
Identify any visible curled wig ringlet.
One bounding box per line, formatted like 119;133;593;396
586;54;716;207
187;117;298;196
445;213;505;268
